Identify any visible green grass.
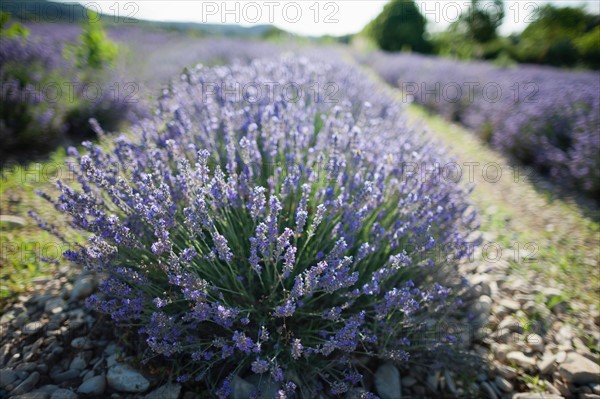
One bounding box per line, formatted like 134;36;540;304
0;148;83;305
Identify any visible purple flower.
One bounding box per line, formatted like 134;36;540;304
271;366;284;382
216;375;232;399
282;246;296;278
232;330;255;353
273;299;296;318
213;233;233;262
251;359;270;374
291;338;303;359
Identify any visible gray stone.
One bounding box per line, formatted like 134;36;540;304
7;352;22;368
81;370;94;382
15;370;30;380
497;317;524;334
70;338;93;350
591;383;600;395
538;354;556;374
0;368;18;387
480;381;498;399
14;313;30;329
77;375;106;395
511;394;564;399
34;385;59;394
11;371;40;396
374;363;401;399
471;295;493;317
495;364;517;380
106;353;119;368
16;363;38;372
70;277;96;301
0;343;12;365
470;274;491;296
558;352;600;384
50;389;78;399
526;333;544;353
11;393;50;399
499;299;520;312
51;370;80;384
104;343;120;356
494;376;513;393
107;365;149;393
494;344;509;362
555;351;568;363
44;298;65;315
145;383;182;399
506;351;536;368
69;353;88;371
544;383;562;396
556;325;574;345
232;376;256;399
23;322;43;336
522;301;537;315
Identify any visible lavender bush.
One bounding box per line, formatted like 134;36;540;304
357;51;600;196
0;32;69;159
0;21;146;162
38;56;476;397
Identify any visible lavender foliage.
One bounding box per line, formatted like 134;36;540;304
0;33;68;158
358;51;600;196
41;56;477;396
0;22;145;161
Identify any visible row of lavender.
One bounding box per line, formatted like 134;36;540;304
357;52;600;196
38;55;478;397
1;22;282;162
0;22;143;161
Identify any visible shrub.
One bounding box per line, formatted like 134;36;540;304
0;31;69;161
515;5;599;68
38;57;476;396
365;0;432;53
69;11;118;71
0;16;142;163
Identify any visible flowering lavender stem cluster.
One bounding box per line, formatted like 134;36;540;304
358;51;600;197
40;56;476;397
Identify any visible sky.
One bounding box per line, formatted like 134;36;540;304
61;1;600;37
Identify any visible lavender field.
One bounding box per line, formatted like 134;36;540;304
357;51;600;197
1;4;599;399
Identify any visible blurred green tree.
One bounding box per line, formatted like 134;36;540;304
517;5;598;67
0;11;30;38
574;26;600;68
69;11;118;70
462;0;505;43
365;0;432;53
431;0;506;60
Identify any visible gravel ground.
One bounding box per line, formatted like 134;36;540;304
1;250;598;398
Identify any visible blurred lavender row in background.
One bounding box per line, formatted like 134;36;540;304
357;51;600;197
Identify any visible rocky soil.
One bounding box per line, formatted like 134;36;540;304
0;258;598;399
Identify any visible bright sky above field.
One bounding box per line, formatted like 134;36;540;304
61;1;600;37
